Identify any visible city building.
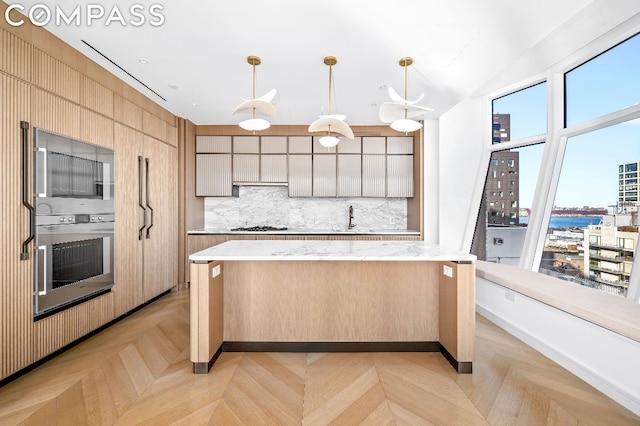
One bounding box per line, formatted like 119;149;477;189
619;161;640;205
583;213;639;296
492;113;511;144
485;149;520;226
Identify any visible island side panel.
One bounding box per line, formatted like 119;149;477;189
190;261;224;369
438;261;475;365
223;260;439;342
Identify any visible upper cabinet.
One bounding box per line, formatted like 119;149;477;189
195;134;415;198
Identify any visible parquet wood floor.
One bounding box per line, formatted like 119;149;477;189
0;289;637;425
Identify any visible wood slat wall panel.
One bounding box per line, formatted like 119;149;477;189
1;28;32;82
32;50;81;104
114;94;143;130
81;77;114;118
143;111;167;143
166;121;178;147
31;88;82;141
33;293;114;360
81;108;114;150
0;75;34;378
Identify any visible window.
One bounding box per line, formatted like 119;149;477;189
565;33;640;127
492;82;547;141
471;143;545;265
538;122;640;297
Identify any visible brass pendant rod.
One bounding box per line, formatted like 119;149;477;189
252;61;256;119
403;60;408;120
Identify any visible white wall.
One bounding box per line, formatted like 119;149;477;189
438;98;485;250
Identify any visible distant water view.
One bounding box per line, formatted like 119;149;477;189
519;216;601;229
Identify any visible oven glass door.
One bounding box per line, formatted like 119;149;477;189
35;222;114;317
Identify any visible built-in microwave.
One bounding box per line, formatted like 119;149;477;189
32;128;116;318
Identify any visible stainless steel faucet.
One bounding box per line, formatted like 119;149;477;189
348;205;356;229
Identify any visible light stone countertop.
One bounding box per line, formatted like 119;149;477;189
189;239;476;262
188;228;421;236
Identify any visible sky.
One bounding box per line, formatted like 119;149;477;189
491;33;640;209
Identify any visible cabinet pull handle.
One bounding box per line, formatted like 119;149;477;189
21;121;34;260
138;156;146;240
145;157;154;239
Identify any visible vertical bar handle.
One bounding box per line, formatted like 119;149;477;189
21;121;34;260
37;245;47;295
138;156;147;240
145;157;154;239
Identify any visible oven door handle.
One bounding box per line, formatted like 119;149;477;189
138;156;147;240
35;146;47;198
145;157;154;239
37;245;47;296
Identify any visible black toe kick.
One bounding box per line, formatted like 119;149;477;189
193;341;472;374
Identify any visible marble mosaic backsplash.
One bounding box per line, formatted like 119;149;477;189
204;186;408;230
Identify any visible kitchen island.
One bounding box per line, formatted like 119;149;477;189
190;240;476;374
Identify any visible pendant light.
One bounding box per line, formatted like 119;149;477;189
379;57;433;133
308;56;354;148
232;55;277;132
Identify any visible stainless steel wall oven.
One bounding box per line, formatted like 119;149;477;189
31;128;116;318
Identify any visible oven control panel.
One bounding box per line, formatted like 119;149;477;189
37;213;115;226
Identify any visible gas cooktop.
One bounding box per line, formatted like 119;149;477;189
229;226;288;232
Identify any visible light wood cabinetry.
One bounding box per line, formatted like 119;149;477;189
114;128;178;309
0;15;179;381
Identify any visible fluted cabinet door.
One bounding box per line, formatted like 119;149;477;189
261;154;287;182
362;155;386;197
337;155;361;197
114;124;144;316
289;155;312;197
233;154;259;182
387;155;414;197
196;154;232;196
143;137;176;301
313;155;337;197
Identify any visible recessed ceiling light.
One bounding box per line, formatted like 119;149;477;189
138;58;149;64
192;102;198;107
168;84;178;89
371;103;378;107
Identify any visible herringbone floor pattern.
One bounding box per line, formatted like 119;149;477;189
0;289;637;425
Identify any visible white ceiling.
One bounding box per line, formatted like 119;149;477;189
3;0;610;125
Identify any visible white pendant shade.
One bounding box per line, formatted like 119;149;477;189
319;135;340;148
390;118;422;132
308;115;354;140
380;57;432;133
239;117;271;131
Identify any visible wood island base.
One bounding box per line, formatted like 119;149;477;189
190;254;475;374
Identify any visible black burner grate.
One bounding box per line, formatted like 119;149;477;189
230;226;288;232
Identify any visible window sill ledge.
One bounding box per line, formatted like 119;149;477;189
476;260;640;343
